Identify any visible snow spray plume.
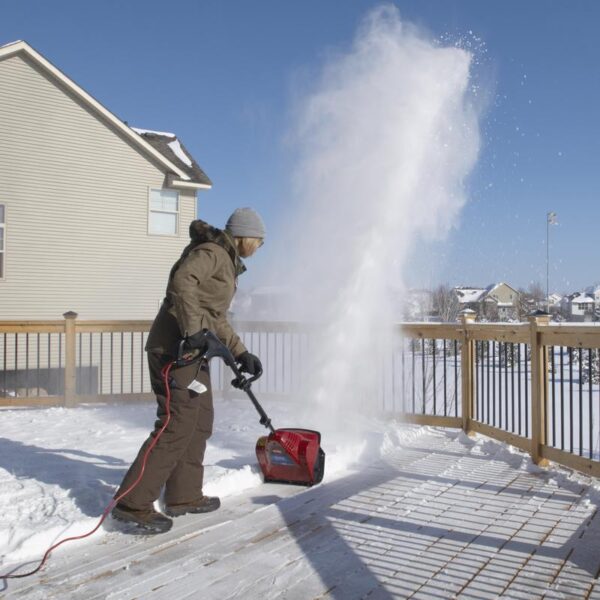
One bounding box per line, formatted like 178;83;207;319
277;6;480;439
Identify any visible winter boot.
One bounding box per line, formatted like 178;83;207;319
111;503;173;534
164;496;221;517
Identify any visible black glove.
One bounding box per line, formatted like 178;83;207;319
236;351;262;376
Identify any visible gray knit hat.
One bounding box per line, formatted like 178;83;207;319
225;207;266;238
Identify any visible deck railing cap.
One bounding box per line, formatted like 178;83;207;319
458;309;477;324
528;311;551;325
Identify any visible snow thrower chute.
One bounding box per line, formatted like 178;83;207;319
184;330;325;486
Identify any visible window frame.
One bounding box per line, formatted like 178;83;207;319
147;188;180;237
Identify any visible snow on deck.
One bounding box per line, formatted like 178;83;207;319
3;427;600;599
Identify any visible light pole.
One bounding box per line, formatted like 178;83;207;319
546;211;558;312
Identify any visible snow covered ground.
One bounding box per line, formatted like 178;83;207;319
0;396;420;571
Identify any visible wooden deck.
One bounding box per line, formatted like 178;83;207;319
3;427;600;599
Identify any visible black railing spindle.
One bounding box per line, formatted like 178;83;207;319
130;332;134;394
432;339;437;416
551;346;556;447
99;334;104;395
560;347;565;451
89;333;93;394
569;347;574;454
589;348;593;460
421;338;426;414
454;340;458;417
36;334;41;396
517;343;522;436
510;344;515;433
475;341;480;421
524;346;529;438
486;340;490;425
443;339;447;417
412;340;416;413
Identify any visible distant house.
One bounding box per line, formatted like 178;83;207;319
563;292;595;322
454;283;520;321
0;41;212;320
585;285;600;320
483;282;520;320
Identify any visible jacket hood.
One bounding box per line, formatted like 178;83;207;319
187;219;246;276
189;219;224;244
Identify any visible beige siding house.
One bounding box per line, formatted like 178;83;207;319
0;40;212;320
454;282;520;321
483;282;519;320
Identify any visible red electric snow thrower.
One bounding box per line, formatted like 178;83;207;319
187;330;325;486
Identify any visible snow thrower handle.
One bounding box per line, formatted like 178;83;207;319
176;329;239;368
178;330;274;433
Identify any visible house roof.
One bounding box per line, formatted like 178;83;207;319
485;282;519;295
0;40;211;190
570;292;595;304
132;128;212;187
455;282;520;306
454;287;487;304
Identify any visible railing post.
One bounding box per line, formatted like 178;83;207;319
529;311;551;465
63;311;78;407
459;309;476;433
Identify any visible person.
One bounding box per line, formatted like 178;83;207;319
111;207;266;533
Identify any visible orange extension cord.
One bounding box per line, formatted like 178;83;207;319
1;361;175;580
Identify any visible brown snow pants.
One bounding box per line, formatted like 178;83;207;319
115;352;214;511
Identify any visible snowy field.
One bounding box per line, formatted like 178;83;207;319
0;396;412;571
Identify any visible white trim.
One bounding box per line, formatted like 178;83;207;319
169;179;212;190
0;41;191;181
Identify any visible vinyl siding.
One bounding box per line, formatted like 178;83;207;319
489;284;516;305
0;53;200;320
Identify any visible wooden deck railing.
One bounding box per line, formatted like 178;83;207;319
1;311;600;478
0;313;153;406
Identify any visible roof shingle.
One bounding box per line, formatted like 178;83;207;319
131;128;212;187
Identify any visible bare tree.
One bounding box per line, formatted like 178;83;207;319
517;281;545;320
431;284;460;322
529;281;545;302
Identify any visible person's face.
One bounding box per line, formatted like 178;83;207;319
238;238;264;258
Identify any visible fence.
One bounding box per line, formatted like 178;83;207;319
0;313;153;405
1;311;600;477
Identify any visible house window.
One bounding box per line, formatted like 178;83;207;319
0;204;5;278
148;189;179;235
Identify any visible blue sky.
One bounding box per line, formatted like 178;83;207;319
2;0;599;293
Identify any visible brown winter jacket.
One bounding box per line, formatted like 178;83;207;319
145;220;247;358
